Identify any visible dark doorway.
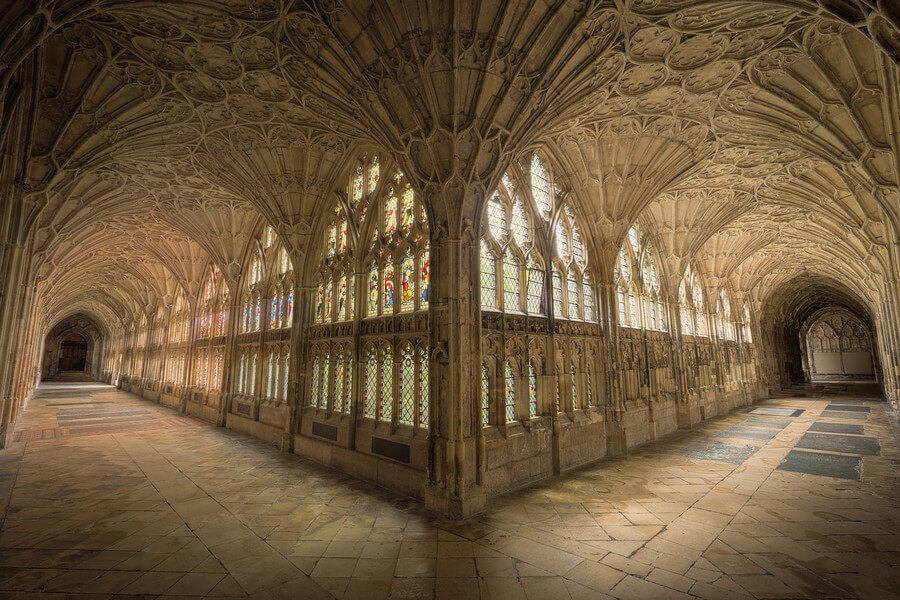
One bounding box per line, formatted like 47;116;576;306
58;334;88;372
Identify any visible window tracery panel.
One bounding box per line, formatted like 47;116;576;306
615;225;667;331
678;263;709;338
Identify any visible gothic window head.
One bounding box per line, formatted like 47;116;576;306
616;225;667;332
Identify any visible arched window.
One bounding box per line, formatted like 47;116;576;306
504;362;516;422
479;153;599;428
235;225;293;404
193;264;228;392
164;287;189;387
481;364;491;426
308;155;430;446
616;225;667;331
679;263;709;337
480;166;545;315
742;303;753;344
716;289;736;341
362;169;429;317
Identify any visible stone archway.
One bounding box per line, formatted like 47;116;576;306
801;308;877;382
58;334;89;372
42;315;105;381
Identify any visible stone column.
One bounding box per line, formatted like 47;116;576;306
423;218;486;519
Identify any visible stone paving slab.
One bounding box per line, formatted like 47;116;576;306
825;404;870;413
808;422;865;435
796;433;880;456
777;450;862;480
719;426;779;442
820;410;868;420
748;407;804;417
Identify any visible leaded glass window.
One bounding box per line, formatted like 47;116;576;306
381;345;393;421
399;344;415;423
481;365;490;426
528;362;538;418
504;362;516;422
365;346;377;418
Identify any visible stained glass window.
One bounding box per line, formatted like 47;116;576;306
381;345;393;421
383;263;395;312
503;251;520;312
399;344;415;423
337;276;347;320
505;362;516;422
351;165;364;205
282;351;290;400
400;252;415;312
384;193;397;236
481;365;490;426
270;297;278;329
528;362;538;418
420;250;430;307
367;263;379;316
254;299;262;332
400;184;414;234
367;156;380;194
365;347;377;418
326;226;336;258
324;279;333;322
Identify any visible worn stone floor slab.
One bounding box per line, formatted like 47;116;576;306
748;407;805;417
820;410;868;420
808;422;865;435
777;450;863;480
0;382;896;599
796;433;881;456
825;405;871;413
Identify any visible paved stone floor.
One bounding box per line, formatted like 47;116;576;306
0;382;897;599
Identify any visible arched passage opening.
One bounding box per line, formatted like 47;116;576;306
58;335;89;373
41;314;105;381
801;308;877;382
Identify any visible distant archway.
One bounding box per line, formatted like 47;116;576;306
58;334;89;372
801;308;877;382
42;314;104;381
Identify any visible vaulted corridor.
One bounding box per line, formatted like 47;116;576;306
0;382;895;599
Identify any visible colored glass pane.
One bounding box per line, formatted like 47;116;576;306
254;299;261;331
347;275;354;320
286;291;294;326
400;253;415;312
326;226;336;258
324;279;333;322
400;184;414;233
383;263;394;311
338;221;348;255
420;249;430;307
384;193;397;236
367;157;379;193
337;276;347;320
351;165;364;205
367;264;378;316
270;297;278;329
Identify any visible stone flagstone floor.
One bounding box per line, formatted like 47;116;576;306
0;381;897;599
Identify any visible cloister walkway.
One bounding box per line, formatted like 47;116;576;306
0;382;896;599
